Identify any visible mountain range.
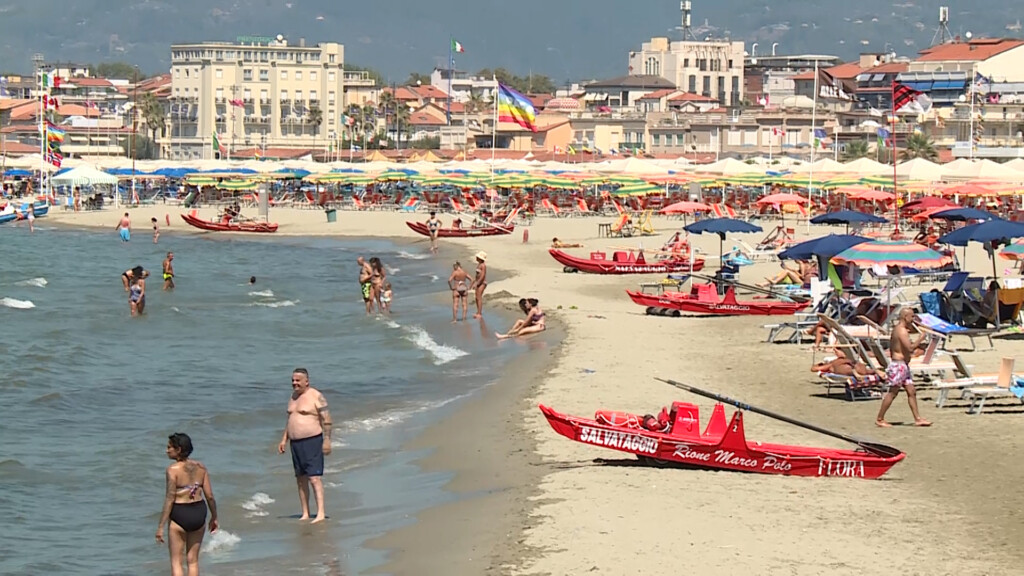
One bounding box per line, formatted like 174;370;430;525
1;1;1022;83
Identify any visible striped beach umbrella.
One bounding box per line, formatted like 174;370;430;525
831;240;952;269
1000;242;1024;261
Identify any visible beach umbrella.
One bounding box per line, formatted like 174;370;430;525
929;207;998;222
756;192;806;205
999;242;1024;261
685;218;763;268
901;196;957;213
831;240;951;270
779;234;870;280
660;201;712;214
848;189;895;202
938;219;1024;278
809;210;887;233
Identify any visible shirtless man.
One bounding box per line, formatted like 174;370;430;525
357;257;374;314
470;251;488;319
876;308;932;427
278;368;332;523
115;212;131;242
162;252;175;291
448;261;471;322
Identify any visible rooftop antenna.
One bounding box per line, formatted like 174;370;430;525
931;6;953;45
677;1;697;41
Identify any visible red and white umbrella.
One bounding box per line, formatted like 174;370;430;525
660;201;712;214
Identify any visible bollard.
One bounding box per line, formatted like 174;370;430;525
522;228;529;243
165;214;170;226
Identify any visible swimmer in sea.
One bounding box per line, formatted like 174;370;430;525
448;261;470;322
152;217;160;243
357;257;374;314
249;276;256;285
162;252;175;291
115;211;131;242
156;433;219;576
380;281;393;315
129;268;147;316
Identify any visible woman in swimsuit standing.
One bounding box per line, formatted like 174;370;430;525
496;298;546;339
156;433;219;576
448;261;471;322
128;267;147;316
426;211;441;253
369;257;386;314
471;251;487;319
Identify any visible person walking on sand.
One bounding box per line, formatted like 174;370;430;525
448;261;471;322
156;432;219;576
876;308;932;428
470;251;488;319
162;252;175;291
426;211;441;254
116;212;132;242
357;256;374;314
278;368;332;523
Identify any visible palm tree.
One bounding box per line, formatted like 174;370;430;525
377;91;398;147
307;105;323;154
393;104;411;149
138;92;165;144
900;132;938;161
841;140;871;162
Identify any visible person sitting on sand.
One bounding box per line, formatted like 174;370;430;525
451;217;463;230
551;237;584;249
496;298;545;340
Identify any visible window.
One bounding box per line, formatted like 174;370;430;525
310;90;317;101
295;71;302;80
328;113;335;123
259;69;269;81
280;90;288;100
653;134;661;146
260;89;268;102
703;76;711;97
215;88;224;100
243;89;251;100
328;71;335;82
215;69;223;79
175;69;180;79
281;70;288;80
243;69;252;81
688;75;696;93
728;59;734;69
328;91;336;104
698;59;707;72
310;71;317;81
329;54;335;63
683;58;690;68
184;69;190;79
295;90;303;101
676;134;685;146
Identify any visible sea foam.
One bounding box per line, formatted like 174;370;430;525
248;289;274;298
396;250;429;260
403;325;468;365
15;277;47;288
1;298;35;309
241;492;275;517
204;529;241;553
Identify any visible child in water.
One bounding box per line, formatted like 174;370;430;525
380;281;393;315
151;217;159;243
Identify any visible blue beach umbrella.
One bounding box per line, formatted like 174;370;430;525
810;210;888;234
684;218;763;268
930;207;998;222
938;219;1024;277
779;234;870;281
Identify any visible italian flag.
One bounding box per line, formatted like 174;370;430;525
41;71;62;89
212;131;226;155
451;39;465;53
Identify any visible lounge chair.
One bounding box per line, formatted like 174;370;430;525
818;372;885;402
864;338;967;381
914;312;995;352
933;357;1020;408
960;358;1023;414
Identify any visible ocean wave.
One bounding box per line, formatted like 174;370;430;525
396;250;429;260
338;393;472;433
386;266;400;275
403;325;468;365
241;492;275;518
250;300;298;308
248;290;274;298
384;319;401;329
15;277;47;288
205;529;241;553
1;297;35;309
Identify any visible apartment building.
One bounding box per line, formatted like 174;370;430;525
168;36;375;160
628;36;746;106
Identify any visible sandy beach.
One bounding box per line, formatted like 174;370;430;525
46;204;1024;575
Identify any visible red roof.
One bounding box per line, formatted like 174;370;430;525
862;62;908;74
827;62;865;79
527;94;554;109
408;111;446;126
0;140;36;154
916;38;1024;62
670;92;718;102
383;87;419;101
410;84;448;99
70;77;113;87
637;89;677;100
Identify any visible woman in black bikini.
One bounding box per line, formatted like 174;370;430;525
496;298;546;339
448;261;471;322
369;257;386;314
156;433;219;576
471;251;487;319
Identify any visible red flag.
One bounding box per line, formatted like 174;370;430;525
892;83;921;112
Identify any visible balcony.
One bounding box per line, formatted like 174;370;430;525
308;99;320;107
243;97;253;104
260;98;271;105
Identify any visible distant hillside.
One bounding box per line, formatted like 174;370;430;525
0;0;1020;82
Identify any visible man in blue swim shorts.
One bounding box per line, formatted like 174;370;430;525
115;212;131;242
278;368;332;522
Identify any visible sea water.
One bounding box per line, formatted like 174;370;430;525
0;225;528;575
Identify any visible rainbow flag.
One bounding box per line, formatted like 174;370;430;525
497;83;537;132
46;122;66;142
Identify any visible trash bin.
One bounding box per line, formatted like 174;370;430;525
325;208;337;223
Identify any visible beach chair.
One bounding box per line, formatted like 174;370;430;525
864;338;967;382
609;213;633;238
818;372;885;401
711;204;737;218
401;197;421;212
637;210;656;236
960;358;1024;414
736;239;779;262
449;196;466;213
351;195;368;211
574;197;593;216
914;312;995;352
933;357;1020;408
539;198;564;217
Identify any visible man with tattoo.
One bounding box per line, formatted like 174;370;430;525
278;368;332;522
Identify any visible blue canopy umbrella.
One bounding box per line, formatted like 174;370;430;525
779;234;870;282
2;168;33;177
938;218;1024;278
930;207;998;222
809;210;888;233
684;218;763;268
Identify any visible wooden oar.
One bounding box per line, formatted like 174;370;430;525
689;273;809;303
655;378;903;458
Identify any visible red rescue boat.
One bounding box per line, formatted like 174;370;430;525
406;221;513;238
540;381;905;479
181;212;279;233
550;248;705;274
627;284;810;316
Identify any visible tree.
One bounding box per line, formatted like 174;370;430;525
475;68;556;95
408;136;441;150
91;62;144;80
307;105;323;152
121;134;160;160
900;132;938;161
393;104;411;149
406;72;432;86
137;91;165;141
841;140;871;162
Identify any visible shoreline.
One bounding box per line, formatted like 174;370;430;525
42;205;1024;575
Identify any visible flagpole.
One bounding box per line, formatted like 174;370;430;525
446;37;453;126
806;59;818;233
490;77;498;178
891;79;899;237
969;63;976;160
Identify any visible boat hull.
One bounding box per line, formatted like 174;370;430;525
406;221;512;237
550;249;704;274
627;288;809;316
0;202;48;224
181;213;279;233
540;404;903;479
